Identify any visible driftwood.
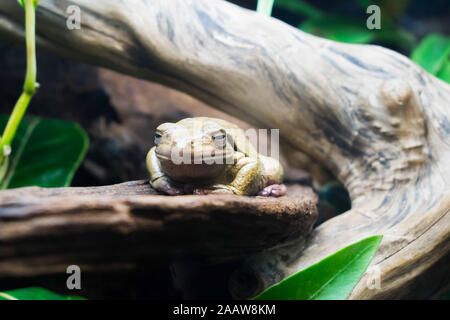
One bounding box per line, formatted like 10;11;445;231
0;0;449;299
0;180;317;277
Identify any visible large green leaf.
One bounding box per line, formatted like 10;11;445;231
0;115;89;189
0;287;85;300
411;34;450;77
253;235;382;300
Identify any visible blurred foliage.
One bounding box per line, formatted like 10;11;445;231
269;0;417;51
411;34;450;82
0;115;89;189
0;287;85;300
258;0;450;77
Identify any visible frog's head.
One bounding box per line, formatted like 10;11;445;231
153;118;235;182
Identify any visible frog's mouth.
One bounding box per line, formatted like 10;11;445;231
155;149;235;181
155;150;234;165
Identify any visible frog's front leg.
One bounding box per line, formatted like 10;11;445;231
146;147;184;195
194;157;260;196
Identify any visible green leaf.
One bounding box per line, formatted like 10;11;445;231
300;16;375;44
372;25;416;53
253;235;383;300
354;0;373;9
0;115;89;189
437;59;450;83
257;0;275;16
411;34;450;76
0;287;85;300
275;0;324;19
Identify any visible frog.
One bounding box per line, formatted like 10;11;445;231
146;117;286;197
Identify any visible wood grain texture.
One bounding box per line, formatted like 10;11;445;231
0;0;449;299
0;181;317;277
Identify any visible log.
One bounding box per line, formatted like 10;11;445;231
0;180;317;277
0;0;449;299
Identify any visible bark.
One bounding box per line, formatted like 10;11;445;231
0;180;317;277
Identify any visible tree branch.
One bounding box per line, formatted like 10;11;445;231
0;180;317;278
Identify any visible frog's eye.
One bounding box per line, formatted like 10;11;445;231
154;132;162;145
213;132;227;148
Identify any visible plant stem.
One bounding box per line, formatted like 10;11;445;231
257;0;275;16
0;0;36;163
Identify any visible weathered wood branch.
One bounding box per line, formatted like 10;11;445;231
0;0;449;299
0;181;317;277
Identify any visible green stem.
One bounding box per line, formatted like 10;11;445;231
257;0;275;16
0;0;36;163
24;0;37;95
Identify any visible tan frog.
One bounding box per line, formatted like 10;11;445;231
146;117;285;196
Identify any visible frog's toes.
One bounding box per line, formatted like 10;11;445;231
155;184;184;195
258;184;287;197
150;177;184;195
164;186;184;196
193;188;208;195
